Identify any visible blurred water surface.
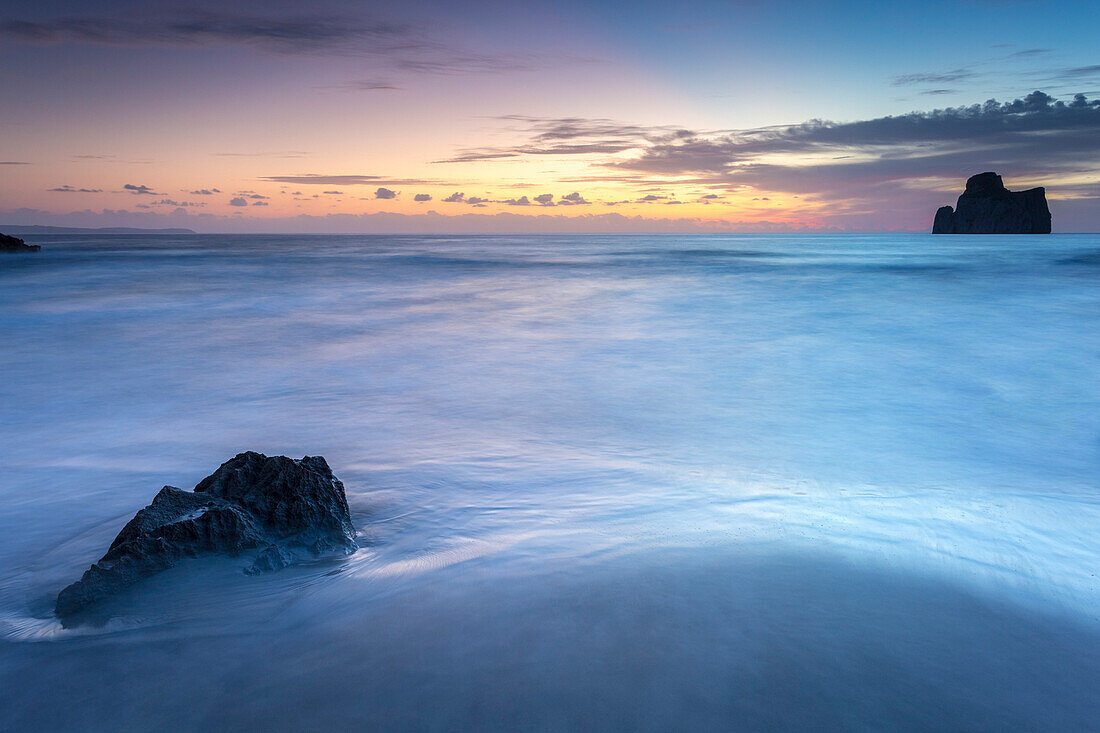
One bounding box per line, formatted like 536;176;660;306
1;233;1099;730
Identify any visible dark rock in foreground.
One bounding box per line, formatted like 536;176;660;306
0;232;40;252
56;452;357;618
932;172;1051;234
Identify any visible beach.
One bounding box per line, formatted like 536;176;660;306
2;233;1099;730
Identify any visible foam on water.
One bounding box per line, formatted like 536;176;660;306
1;233;1099;730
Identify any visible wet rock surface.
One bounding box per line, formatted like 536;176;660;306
56;452;357;618
932;172;1051;234
0;232;40;252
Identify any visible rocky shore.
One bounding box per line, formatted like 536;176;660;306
56;452;358;619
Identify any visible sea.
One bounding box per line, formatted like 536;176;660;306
1;233;1099;731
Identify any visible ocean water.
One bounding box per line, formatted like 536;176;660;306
1;233;1099;731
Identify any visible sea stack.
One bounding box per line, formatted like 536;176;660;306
55;452;358;619
932;172;1051;234
0;232;40;252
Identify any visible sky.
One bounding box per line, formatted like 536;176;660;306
1;0;1099;233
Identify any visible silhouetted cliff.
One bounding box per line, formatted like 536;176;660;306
932;173;1051;234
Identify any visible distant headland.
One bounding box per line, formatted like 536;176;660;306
932;173;1051;234
0;225;197;235
0;232;40;253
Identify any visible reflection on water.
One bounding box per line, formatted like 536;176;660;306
1;233;1099;730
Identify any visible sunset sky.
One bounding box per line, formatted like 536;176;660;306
2;0;1099;233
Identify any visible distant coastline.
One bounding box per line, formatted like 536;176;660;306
0;225;197;235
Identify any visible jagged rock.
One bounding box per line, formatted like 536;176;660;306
933;206;955;233
0;232;40;252
932;172;1051;234
56;452;357;618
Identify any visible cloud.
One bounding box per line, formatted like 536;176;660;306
0;161;28;165
325;80;402;92
259;174;439;186
390;49;542;76
533;193;555;206
0;205;849;234
433;115;694;163
434;194;487;206
188;188;220;195
891;69;975;86
0;11;542;77
434;143;636;163
229;197;248;206
502;196;530;206
153;199;204;207
1010;48;1051;57
413;193;432;202
252;200;268;206
1054;65;1100;79
0;13;410;53
123;183;162;195
323;190;343;195
374;187;397;199
607;91;1100;185
49;185;102;193
558;192;589;205
503;115;687;143
432;151;521;163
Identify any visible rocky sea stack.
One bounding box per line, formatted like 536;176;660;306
0;232;40;252
932;172;1051;234
56;452;357;618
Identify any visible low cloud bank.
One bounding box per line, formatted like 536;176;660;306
0;207;850;234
